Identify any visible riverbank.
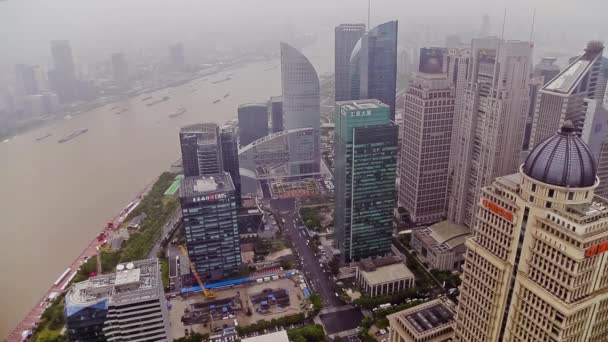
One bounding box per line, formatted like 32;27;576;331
4;172;178;342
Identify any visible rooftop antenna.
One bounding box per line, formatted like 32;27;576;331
501;9;507;40
529;8;537;42
367;0;371;29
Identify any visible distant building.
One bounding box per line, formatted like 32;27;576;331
410;221;470;271
220;126;242;204
65;258;172;341
355;256;415;297
350;21;398;118
179;123;223;177
238;103;269;146
335;23;366;101
479;14;491;37
399;47;454;224
180;173;241;281
533;57;561;85
530;41;605;147
388;298;456;342
170;42;186;69
522;76;545;152
269;96;284;133
111;52;128;89
280;42;321;170
49;40;77;102
448;38;532;228
334;99;398;261
14;64;39;95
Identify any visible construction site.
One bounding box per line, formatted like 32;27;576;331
170;277;308;338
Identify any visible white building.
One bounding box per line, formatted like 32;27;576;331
355;257;415;297
448;37;532;228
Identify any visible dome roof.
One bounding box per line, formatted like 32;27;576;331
523;121;597;188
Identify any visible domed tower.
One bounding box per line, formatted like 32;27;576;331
520;120;598;209
453;122;608;342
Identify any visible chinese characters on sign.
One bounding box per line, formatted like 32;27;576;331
482;199;514;222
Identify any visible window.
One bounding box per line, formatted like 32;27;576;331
548;189;554;198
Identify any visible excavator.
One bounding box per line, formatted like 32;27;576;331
180;245;215;298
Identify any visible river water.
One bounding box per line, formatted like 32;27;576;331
0;38;332;336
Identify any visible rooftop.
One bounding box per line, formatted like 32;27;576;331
388;298;455;336
180;123;219;144
336;99;389;111
65;258;161;308
358;258;414;285
180;172;235;198
241;330;289;342
542;42;603;95
427;221;470;246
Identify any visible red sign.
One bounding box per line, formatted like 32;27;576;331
482;199;513;222
585;241;608;258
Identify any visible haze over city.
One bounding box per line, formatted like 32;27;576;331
2;0;608;342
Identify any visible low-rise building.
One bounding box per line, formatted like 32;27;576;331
355;256;415;297
387;298;456;342
241;330;289;342
410;221;470;271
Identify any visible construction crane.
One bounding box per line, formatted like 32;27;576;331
180;245;215;298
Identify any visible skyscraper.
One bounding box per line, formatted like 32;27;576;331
111;52;128;89
454;122;608;342
334;99;398;262
49;40;77;102
238;103;269;146
399;48;455;224
479;14;491;37
180;173;241;281
448;38;532;227
65;258;172;342
335;23;366;101
533;56;561;85
169;42;185;69
350;21;398;118
280;42;321;172
179;123;223;177
269;96;284;133
530;41;605;147
220;126;241;204
14;64;39;95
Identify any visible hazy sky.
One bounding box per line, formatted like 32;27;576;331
1;0;607;69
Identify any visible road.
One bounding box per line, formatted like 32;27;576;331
148;209;182;259
271;198;341;307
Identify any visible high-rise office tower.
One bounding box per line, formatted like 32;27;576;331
280;42;321;172
454;122;608;342
334;99;398;262
179;123;223;177
349;21;398;118
220;126;241;204
522;76;545;152
335;23;366;101
111;52;128;89
169;42;186;69
49;40;77;102
269;96;284;133
399;48;455;224
65;258;172;341
14;64;39;95
180;173;241;281
238;103;269;146
530;41;605;147
448;38;532;228
533;57;561;85
479;14;491;37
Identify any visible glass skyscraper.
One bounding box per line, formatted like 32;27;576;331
238;103;269;146
335;23;366;101
334;99;398;262
349;21;398;119
179;123;223;177
180;173;241;281
220;126;241;205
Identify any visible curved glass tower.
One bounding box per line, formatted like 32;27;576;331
280;42;320;173
349;21;398;119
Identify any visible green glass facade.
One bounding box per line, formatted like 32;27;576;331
334;100;398;261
